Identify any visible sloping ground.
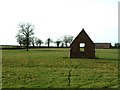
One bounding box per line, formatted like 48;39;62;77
2;48;118;88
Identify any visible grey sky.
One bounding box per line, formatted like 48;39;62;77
0;0;118;46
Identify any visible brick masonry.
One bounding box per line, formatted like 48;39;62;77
70;29;95;59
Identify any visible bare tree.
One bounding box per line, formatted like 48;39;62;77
16;34;24;46
17;22;34;51
55;41;61;47
30;37;35;47
54;39;62;47
34;37;43;47
37;39;43;47
63;35;74;47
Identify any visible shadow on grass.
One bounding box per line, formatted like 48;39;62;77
31;49;66;52
95;57;118;61
63;56;118;61
63;57;70;59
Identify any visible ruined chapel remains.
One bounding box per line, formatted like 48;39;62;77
70;28;95;59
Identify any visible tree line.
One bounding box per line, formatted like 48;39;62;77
16;22;74;51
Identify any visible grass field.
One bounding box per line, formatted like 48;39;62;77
2;48;118;88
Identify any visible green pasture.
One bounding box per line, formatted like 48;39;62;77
2;48;118;88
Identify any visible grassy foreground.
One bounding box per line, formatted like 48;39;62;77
2;48;118;88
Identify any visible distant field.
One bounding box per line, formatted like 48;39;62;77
2;48;118;88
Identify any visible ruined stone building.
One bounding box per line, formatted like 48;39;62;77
70;29;95;59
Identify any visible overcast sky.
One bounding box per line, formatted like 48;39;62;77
0;0;119;46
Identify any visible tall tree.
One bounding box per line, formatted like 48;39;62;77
17;23;34;51
63;35;74;47
45;38;53;47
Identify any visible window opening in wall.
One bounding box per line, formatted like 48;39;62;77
80;43;85;52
